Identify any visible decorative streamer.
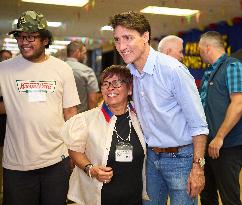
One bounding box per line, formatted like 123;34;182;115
84;4;90;12
181;17;185;25
195;12;200;23
185;15;192;23
226;19;233;26
92;0;95;8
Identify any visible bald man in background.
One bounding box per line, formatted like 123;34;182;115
158;35;184;62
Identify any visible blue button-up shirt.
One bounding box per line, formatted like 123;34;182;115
128;47;208;148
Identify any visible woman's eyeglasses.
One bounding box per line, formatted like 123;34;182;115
101;80;126;89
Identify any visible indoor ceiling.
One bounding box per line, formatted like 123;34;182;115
0;0;241;50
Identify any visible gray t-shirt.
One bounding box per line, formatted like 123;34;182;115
66;58;99;113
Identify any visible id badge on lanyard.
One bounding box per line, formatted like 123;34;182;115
115;142;133;162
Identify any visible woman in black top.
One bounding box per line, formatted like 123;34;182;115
64;65;147;205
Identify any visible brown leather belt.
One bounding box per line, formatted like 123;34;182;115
151;144;191;154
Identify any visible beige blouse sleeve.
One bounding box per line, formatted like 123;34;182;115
60;114;88;153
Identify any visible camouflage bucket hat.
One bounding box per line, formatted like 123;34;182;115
9;10;48;35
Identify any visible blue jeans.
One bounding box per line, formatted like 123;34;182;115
143;144;197;205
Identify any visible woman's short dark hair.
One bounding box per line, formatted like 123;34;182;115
100;65;133;88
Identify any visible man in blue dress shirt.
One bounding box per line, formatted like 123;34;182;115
109;11;208;205
199;31;242;205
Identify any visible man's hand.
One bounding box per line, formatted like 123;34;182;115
187;164;205;198
208;137;224;159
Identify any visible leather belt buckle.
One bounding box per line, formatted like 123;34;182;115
152;147;179;154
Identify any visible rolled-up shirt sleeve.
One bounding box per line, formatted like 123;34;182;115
226;61;242;94
172;65;209;137
60;114;87;153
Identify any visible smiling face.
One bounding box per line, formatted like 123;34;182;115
113;25;150;71
101;74;132;113
16;32;48;62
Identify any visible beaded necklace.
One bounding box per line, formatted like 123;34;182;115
113;109;132;142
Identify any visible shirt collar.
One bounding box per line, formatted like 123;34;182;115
101;102;136;123
212;53;227;69
128;47;156;77
66;57;78;62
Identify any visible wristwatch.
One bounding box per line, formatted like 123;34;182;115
83;163;93;174
193;157;205;168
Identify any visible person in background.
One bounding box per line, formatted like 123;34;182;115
0;50;12;62
66;41;99;113
0;49;12;204
199;31;242;205
0;10;80;205
109;11;208;205
158;35;184;62
61;65;148;205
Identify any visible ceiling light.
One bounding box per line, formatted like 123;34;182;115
4;38;17;43
49;45;66;49
2;46;19;51
46;22;62;27
13;19;62;27
140;6;199;16
100;26;113;31
53;40;71;45
21;0;89;7
3;43;19;48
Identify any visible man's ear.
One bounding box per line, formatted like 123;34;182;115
43;38;49;47
143;31;149;44
128;85;133;96
166;48;172;55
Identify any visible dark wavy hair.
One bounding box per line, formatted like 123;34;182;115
109;11;151;44
38;30;53;48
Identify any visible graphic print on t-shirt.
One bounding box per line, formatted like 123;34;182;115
16;80;57;102
16;80;56;93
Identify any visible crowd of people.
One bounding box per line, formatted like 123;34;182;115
0;9;241;205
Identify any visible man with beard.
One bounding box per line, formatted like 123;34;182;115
109;11;208;205
0;10;80;205
199;31;242;205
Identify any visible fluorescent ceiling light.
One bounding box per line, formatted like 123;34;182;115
49;45;66;49
46;22;62;27
141;6;199;16
3;43;19;48
13;19;62;27
100;25;113;31
3;46;19;51
21;0;89;7
4;38;17;43
53;40;71;45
